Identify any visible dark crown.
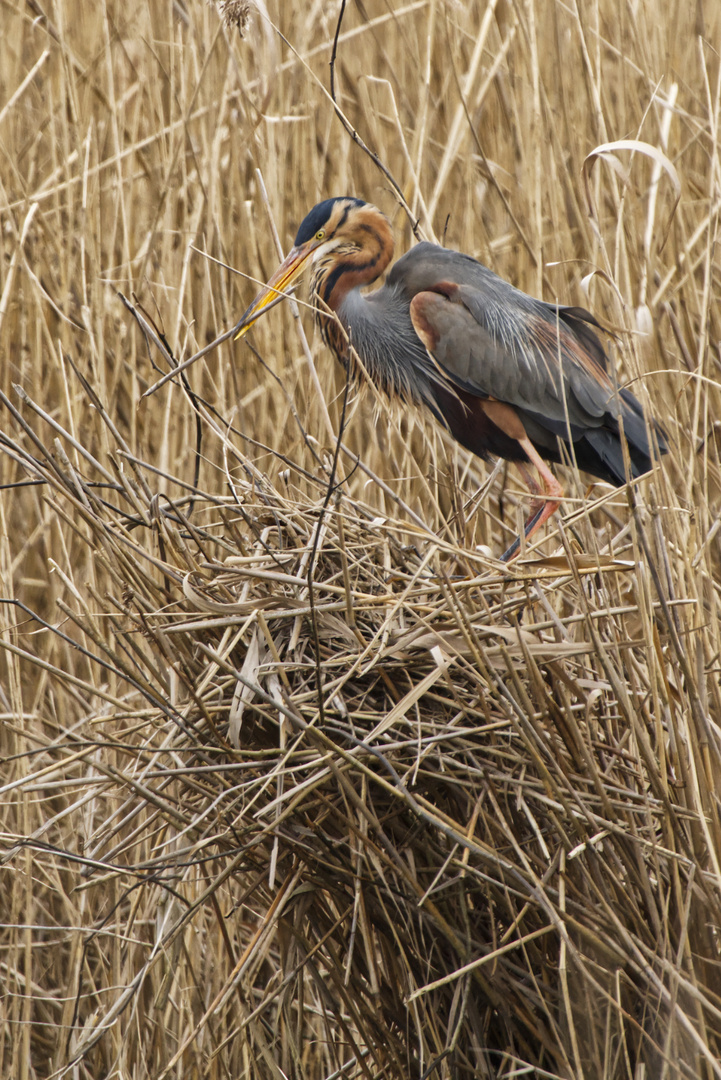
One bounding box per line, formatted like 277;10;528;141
294;197;367;246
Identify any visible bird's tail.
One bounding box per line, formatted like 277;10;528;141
584;388;667;484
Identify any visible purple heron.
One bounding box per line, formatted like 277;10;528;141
235;197;665;560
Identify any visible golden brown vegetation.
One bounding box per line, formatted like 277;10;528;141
1;1;721;1077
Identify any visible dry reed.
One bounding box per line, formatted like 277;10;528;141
1;2;721;1078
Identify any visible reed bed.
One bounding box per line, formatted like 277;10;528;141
1;1;721;1078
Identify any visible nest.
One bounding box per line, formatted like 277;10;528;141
4;338;721;1080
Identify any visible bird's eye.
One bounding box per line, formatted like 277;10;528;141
315;229;325;240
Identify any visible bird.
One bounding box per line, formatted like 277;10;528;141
234;196;666;560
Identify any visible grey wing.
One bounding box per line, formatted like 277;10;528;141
396;245;621;435
390;242;662;479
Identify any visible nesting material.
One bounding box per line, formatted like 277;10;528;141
5;381;720;1078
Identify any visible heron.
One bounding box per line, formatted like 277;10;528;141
234;197;666;560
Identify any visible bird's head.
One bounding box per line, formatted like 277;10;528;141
234;197;393;338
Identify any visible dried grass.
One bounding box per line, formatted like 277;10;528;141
1;2;721;1078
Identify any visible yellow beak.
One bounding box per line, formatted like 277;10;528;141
234;241;319;340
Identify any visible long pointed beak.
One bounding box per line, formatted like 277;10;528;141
234;242;318;340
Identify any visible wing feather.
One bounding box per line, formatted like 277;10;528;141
394;242;622;432
387;241;663;483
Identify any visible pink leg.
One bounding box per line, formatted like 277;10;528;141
500;439;563;561
517;437;563;540
515;461;542;516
